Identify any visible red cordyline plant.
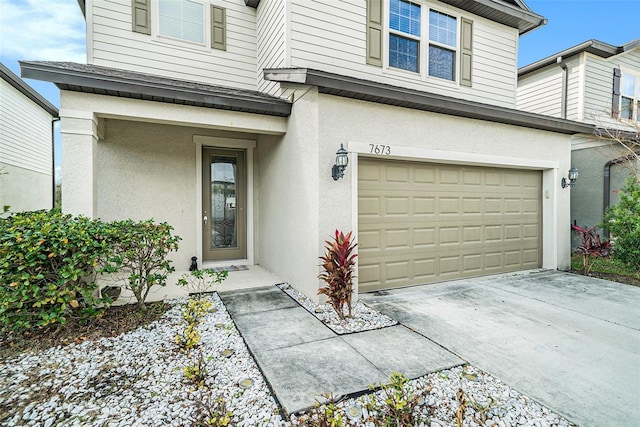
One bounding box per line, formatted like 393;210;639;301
318;230;358;320
571;224;612;275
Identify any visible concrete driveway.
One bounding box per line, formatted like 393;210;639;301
360;270;640;427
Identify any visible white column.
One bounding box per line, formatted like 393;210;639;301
59;107;98;218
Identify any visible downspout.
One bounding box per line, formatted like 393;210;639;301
603;155;631;237
52;117;60;209
556;57;568;119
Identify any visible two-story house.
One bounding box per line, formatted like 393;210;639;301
1;63;58;214
21;0;593;301
518;39;640;245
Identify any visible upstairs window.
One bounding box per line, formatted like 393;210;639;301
428;10;456;80
386;0;459;82
620;71;639;122
158;0;205;45
388;0;421;72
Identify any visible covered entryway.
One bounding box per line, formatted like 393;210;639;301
358;158;541;291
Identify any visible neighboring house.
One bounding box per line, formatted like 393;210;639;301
518;39;640;246
21;0;594;301
0;63;58;214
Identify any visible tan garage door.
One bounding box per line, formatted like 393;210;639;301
358;158;541;292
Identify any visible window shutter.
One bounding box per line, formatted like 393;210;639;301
366;0;383;66
460;18;473;87
211;6;226;51
612;68;621;117
132;0;151;35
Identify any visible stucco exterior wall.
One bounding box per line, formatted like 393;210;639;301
317;94;574;275
0;162;52;214
256;86;322;301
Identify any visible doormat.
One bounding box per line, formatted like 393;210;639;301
209;265;249;273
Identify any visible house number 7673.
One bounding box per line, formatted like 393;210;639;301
369;144;391;155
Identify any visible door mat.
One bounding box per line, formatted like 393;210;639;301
210;265;249;272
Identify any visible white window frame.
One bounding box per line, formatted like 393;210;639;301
620;69;640;123
384;0;461;85
154;0;209;49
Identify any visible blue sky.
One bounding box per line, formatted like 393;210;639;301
1;0;639;171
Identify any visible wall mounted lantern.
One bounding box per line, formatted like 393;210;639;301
561;166;579;188
332;144;349;180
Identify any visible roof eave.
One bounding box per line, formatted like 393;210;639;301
265;68;593;135
439;0;546;34
20;61;291;117
0;63;58;117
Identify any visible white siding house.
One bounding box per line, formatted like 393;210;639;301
0;63;58;214
23;0;594;301
517;39;640;245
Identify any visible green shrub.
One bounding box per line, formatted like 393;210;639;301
177;268;228;296
0;210;113;335
603;177;640;272
102;219;181;310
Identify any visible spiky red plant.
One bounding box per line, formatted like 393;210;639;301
317;230;357;320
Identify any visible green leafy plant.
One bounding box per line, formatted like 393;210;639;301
571;224;612;274
102;219;181;310
192;395;234;427
318;230;357;320
175;298;213;350
0;210;113;335
366;371;427;427
603;176;640;272
183;351;210;388
297;393;346;427
177;268;228;296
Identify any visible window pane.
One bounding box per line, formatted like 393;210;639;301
429;45;455;80
159;0;204;44
389;0;421;37
211;157;238;249
621;96;633;120
621;72;636;97
429;10;456;47
390;34;419;72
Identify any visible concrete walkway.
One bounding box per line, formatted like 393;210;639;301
219;286;462;414
361;270;640;427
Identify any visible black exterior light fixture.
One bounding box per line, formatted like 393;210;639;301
332;143;349;180
561;166;579;188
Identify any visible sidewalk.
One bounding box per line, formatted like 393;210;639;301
219;286;462;414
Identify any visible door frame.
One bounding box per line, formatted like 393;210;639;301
194;136;256;265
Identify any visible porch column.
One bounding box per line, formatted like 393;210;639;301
59;109;98;217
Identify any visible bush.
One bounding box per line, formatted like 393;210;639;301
177;268;228;296
571;224;611;274
603;176;640;271
318;230;357;320
0;210;113;335
102;219;181;310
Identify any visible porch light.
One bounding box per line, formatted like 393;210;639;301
332;144;349;180
561;166;579;188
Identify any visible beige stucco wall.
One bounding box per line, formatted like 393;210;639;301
0;162;52;214
317;94;574;278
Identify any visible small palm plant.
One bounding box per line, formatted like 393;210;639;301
318;230;357;320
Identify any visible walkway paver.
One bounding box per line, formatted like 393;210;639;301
220;286;462;414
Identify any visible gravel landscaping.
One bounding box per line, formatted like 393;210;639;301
0;288;576;427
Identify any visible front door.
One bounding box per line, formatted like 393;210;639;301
202;148;246;261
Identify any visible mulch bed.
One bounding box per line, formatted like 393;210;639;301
569;269;640;287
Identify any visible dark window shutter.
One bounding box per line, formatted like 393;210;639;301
366;0;383;66
132;0;151;35
460;18;473;87
612;68;621;117
211;6;226;51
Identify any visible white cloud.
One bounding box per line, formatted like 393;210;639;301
0;0;86;63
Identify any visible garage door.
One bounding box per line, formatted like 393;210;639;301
358;158;541;292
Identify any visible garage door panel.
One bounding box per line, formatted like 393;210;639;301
358;158;542;292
